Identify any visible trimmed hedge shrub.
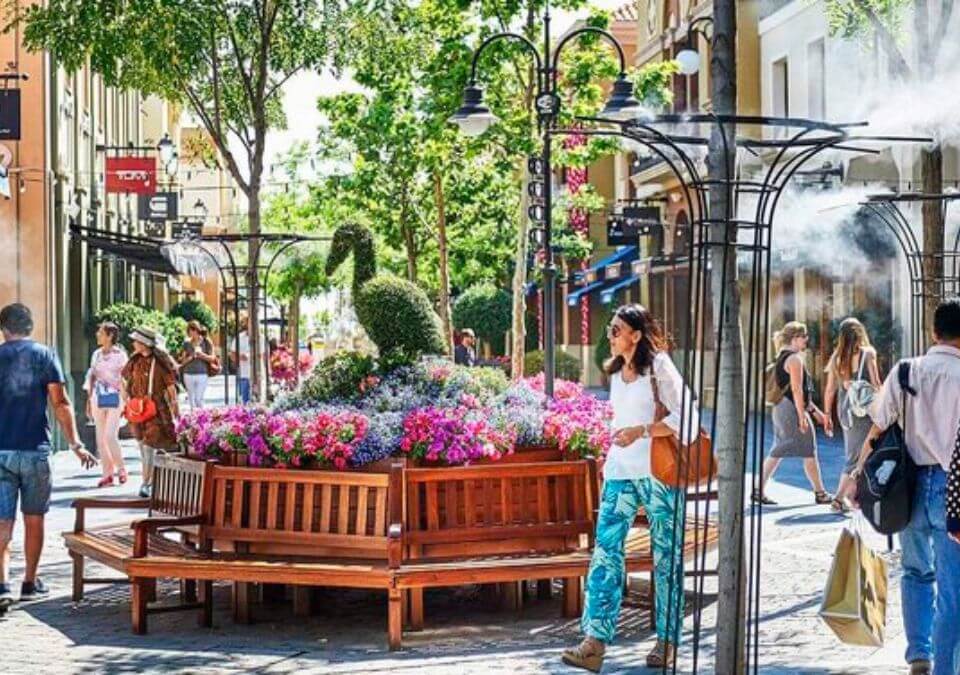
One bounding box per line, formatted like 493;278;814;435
453;283;511;352
523;349;582;382
93;303;187;354
355;276;446;357
170;298;218;333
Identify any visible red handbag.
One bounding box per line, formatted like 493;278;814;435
124;358;158;424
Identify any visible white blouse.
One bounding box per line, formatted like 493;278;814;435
605;351;701;480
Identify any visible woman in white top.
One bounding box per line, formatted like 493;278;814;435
563;304;700;673
84;322;129;487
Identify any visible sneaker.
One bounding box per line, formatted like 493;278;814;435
20;578;50;602
0;583;15;609
139;484;152;499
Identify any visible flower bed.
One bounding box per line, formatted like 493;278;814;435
177;352;612;469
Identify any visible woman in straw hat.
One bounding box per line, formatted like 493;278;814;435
121;327;180;498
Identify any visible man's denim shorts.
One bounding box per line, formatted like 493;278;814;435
0;449;52;519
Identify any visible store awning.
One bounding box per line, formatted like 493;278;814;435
70;224;179;276
600;274;640;304
575;245;638;284
567;279;608;306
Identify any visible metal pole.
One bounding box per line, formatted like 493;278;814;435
541;0;556;399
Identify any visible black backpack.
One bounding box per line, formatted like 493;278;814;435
856;360;917;535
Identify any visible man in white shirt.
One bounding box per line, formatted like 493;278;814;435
847;299;960;675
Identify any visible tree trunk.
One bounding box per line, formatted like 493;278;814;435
921;144;944;343
248;185;263;402
510;160;531;380
434;171;454;355
708;1;747;673
402;221;418;284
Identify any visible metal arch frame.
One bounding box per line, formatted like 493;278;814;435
860;193;960;355
554;112;927;673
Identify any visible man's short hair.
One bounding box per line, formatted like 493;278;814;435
934;298;960;341
460;328;475;339
0;303;33;336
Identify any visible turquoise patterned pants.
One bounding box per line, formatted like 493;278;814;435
581;477;685;645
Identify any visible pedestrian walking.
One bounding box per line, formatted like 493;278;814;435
179;320;216;410
0;303;96;610
822;318;882;513
562;304;698;672
844;299;960;675
755;321;832;506
121;326;179;499
233;326;252;404
454;328;477;367
84;321;128;487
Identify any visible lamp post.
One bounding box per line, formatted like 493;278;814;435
675;17;714;77
449;2;641;397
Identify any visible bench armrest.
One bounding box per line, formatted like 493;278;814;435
131;515;205;558
388;523;403;569
72;497;151;534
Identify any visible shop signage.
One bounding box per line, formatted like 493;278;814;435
106;156;156;194
138;191;178;222
607;206;661;246
0;90;21;140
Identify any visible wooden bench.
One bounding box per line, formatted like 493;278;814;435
396;459;599;634
123;463;405;645
63;453;214;629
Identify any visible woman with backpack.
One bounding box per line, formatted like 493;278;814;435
755;321;832;506
179;320;218;410
823;318;882;513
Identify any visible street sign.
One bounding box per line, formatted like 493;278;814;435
142;221;167;238
0;90;21;140
106;156;156;194
171;220;203;239
607;205;661;246
138;191;178;221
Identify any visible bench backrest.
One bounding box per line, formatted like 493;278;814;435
403;459;598;561
205;463;401;560
150;453;211;519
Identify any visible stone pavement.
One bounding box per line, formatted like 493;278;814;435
0;421;915;673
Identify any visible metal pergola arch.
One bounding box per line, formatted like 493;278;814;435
547;112;928;672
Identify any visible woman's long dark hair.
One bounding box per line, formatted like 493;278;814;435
603;303;669;376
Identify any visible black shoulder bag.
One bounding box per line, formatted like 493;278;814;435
856;360;918;535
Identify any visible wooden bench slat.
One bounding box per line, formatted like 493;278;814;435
214;478;227;526
303;483;315;533
426;483;439;531
407;462;585;482
356;486;369;536
284;483;298;531
266;482;280;529
249;480;261;530
231;478;244;527
337;484;351;534
320;484;332;533
463;479;475;528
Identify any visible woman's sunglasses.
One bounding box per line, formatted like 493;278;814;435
606;324;621;339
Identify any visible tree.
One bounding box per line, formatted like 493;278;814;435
10;0;341;401
453;283;512;353
262;189;331;368
824;0;955;338
707;1;747;672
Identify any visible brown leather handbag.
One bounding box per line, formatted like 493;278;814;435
649;375;716;489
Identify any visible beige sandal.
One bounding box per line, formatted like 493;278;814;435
645;639;676;668
562;636;606;673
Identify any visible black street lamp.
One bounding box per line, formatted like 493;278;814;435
450;2;641;397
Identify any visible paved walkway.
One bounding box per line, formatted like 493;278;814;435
0;392;915;673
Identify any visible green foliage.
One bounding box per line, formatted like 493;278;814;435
94;303;187;355
443;364;510;402
452;283;512;348
355;276;446;356
824;0;909;39
262;188;332;302
523;350;582;382
325;222;377;295
170;299;218;333
286;351;378;408
593;306;615;374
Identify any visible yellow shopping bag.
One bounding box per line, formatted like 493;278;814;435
819;528;888;646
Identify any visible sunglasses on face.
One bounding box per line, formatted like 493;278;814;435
607;324;621;339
